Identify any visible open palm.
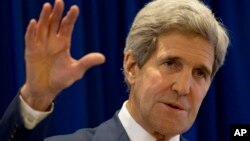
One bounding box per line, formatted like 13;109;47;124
21;0;105;110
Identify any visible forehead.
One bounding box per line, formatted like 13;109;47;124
155;31;215;71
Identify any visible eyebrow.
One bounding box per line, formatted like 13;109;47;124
159;54;179;60
160;56;181;63
160;55;212;76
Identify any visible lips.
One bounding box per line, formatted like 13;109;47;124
164;102;186;111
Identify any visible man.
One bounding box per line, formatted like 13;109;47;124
0;0;229;141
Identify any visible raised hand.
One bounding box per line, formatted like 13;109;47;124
20;0;105;111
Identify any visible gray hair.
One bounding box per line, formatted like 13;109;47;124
124;0;229;80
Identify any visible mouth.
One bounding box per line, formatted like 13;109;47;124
163;102;185;111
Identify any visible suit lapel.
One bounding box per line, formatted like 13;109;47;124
91;111;188;141
180;135;188;141
92;112;130;141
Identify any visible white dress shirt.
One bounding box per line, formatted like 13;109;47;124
19;95;54;129
118;101;180;141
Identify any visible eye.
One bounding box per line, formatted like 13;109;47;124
194;68;207;78
162;58;182;71
165;59;175;67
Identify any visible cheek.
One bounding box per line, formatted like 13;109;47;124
136;72;173;110
197;85;210;106
189;87;208;117
137;71;166;98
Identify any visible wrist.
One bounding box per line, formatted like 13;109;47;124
20;85;55;111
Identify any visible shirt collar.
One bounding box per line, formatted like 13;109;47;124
118;101;180;141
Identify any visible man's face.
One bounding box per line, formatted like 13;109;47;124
125;30;214;138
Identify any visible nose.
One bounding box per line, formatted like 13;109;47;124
172;71;192;96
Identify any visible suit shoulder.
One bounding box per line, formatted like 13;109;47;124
45;128;96;141
45;113;129;141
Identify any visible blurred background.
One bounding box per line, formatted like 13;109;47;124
0;0;250;140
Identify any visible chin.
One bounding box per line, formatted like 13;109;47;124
153;119;193;137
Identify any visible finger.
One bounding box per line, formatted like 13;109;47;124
77;53;106;71
58;5;79;39
36;3;52;40
25;19;37;50
49;0;64;34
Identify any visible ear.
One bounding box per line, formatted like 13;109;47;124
123;51;139;87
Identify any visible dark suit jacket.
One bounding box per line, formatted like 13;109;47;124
0;96;188;141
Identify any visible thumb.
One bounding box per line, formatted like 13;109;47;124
77;52;105;71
